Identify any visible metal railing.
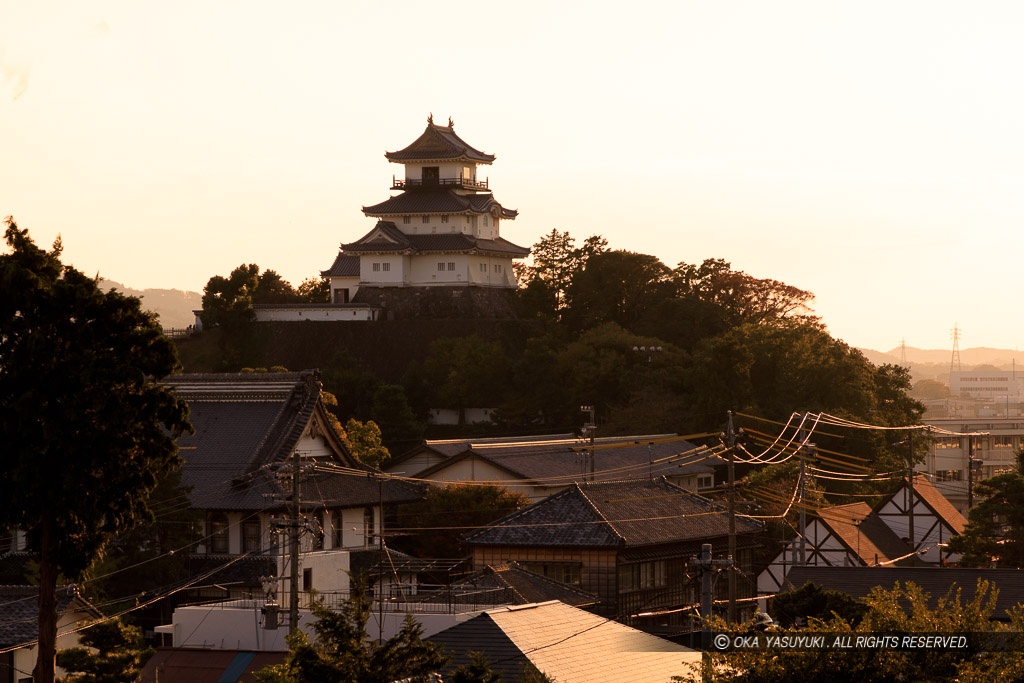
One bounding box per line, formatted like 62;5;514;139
392;175;488;190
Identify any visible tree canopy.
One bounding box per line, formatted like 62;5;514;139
0;219;192;682
56;619;154;683
948;448;1024;567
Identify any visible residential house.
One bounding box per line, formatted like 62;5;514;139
140;649;288;683
428;600;701;682
166;372;424;602
0;585;101;683
463;477;763;626
757;475;967;600
386;434;721;502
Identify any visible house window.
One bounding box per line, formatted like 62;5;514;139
995;436;1014;448
403;216;411;224
314;513;325;550
364;507;375;546
936;470;962;482
618;560;666;592
447;262;455;271
437;262;446;272
242;519;261;552
332;512;343;548
697;475;713;490
303;567;313;591
441;215;449;223
422;215;430;223
209;514;229;554
382;262;391;272
520;562;581;585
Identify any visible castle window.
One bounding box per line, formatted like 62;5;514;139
403;216;410;224
483;216;489;227
372;263;380;272
382;263;391;272
422;215;429;223
493;264;502;273
480;263;487;273
441;215;449;224
447;262;455;271
437;262;445;272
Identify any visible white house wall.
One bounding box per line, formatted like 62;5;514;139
254;306;378;321
875;494;961;564
420;456;537;499
757;520;859;596
13;608;92;681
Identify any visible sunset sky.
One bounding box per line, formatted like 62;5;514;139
3;1;1023;352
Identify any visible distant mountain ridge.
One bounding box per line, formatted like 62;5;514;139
99;279;201;329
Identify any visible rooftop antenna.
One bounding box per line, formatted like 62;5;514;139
950;323;962;375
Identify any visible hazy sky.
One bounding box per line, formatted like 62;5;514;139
3;1;1023;352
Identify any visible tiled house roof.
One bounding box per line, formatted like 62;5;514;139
411;437;718;487
428;600;700;682
384;120;495;163
342;221;528;256
361;191;518;219
465;478;762;549
320;252;360;277
0;585;100;647
450;563;599;607
166;372;422;512
815;503;920;566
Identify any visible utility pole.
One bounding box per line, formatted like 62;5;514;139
968;435;976;508
726;411;737;625
580;405;596;481
907;430;915;549
289;448;301;634
378;475;384;643
691;543;731;682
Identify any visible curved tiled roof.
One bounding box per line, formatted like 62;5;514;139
342;221;529;257
385;121;495;163
320;252;360;277
362;190;517;219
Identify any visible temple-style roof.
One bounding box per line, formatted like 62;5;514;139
385;117;495;164
320;252;360;277
342;221;529;257
362;190;517;219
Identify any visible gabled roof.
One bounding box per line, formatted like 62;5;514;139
784;566;1024;620
428;600;700;682
342;221;529;257
362;191;517;219
166;373;419;512
320;252;360;277
385;119;495;164
815;503;918;567
465;478;762;549
410;437;718;488
904;474;968;534
0;585;100;647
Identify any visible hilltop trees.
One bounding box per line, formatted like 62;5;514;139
0;219;191;682
200;264;328;328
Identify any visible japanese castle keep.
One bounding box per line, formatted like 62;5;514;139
321;116;530;319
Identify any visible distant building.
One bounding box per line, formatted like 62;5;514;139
321;115;530;318
950;370;1024;401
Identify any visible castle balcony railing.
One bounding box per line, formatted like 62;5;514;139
392;175;488;191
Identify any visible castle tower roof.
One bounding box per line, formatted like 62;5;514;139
385;115;496;164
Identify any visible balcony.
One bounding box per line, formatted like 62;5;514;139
392;175;489;191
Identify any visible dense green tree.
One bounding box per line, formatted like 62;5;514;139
450;652;503;683
686;580;1006;682
56;619;154;683
393;484;530;558
948;449;1024;567
297;276;330;303
370;384;426;452
422;337;510;425
911;378;951;400
200;263;261;328
517;229;607;318
255;577;448;682
563;250;675;331
342;418;391;469
770;581;868;627
0;219;191;682
252;269;298;305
